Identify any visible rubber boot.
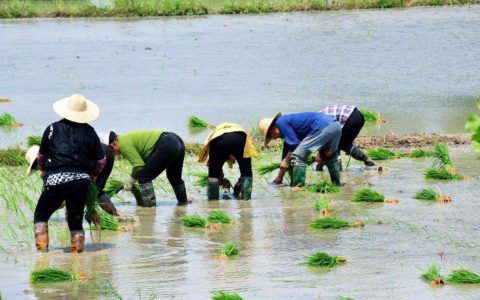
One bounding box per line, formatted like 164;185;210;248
34;222;49;253
98;193;118;216
70;230;85;253
240;177;253;200
207;178;220;200
315;163;324;172
350;145;375;166
326;160;341;186
291;165;307;187
172;182;188;205
136;182;156;207
338;157;343;171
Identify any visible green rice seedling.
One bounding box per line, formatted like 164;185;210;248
353;188;385;202
211;291;244;300
188;115;209;128
219;241;240;257
360;109;380;122
409;149;433;158
307;180;340;193
465;98;480;152
304;252;346;268
194;172;208;187
336;297;354;300
26;135;42;147
85;184;100;226
0;148;27;166
257;162;280;175
182;213;208;228
414;188;439;201
103;179;124;198
432;143;452;167
310;217;351;229
424;143;463;180
447;269;480;284
31;267;77;283
313;197;331;212
0;112;16;127
367;148;397;160
208;210;232;224
424;168;463;180
185;142;203;155
421;262;445;284
92;211;119;231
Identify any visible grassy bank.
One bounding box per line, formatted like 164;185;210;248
0;0;478;19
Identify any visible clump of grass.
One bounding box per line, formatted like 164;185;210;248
414;188;439;201
256;162;280;175
447;269;480;284
367;148;397;160
307;180;340;193
219;241;240;257
194;172;208;187
313;197;331;212
310;217;351;229
353;188;385;202
211;291;244;300
182;213;208;228
208;210;232;224
103;179;124;198
26;134;42;147
91;211;119;231
360;109;380;122
31;267;77;283
0;147;27;166
188;115;209;128
421;262;445;284
304;252;346;268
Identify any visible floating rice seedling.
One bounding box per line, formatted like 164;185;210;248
304;252;346;268
310;217;351;229
26;135;42;147
360;109;380;122
413;188;452;202
256;162;280;175
421;262;445;285
31;267;77;283
447;269;480;284
0;148;27;166
353;188;385;202
211;291;244;300
208;210;232;224
307;180;340;193
194;172;208;187
367;148;397;160
219;241;240;257
188;115;209;128
182;213;208;228
103;179;124;198
313;197;331;214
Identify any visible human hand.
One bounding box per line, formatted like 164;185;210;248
272;176;283;185
280;159;289;170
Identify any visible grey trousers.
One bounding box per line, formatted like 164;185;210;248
292;122;342;166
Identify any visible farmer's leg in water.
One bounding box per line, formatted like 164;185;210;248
207;140;227;200
63;179;90;253
95;145;118;215
318;123;342;185
165;134;189;205
236;157;253;200
33;187;65;252
340;108;374;166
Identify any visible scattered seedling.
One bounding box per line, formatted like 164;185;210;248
310;217;363;229
211;291;244;300
421;262;445;285
182;213;208;228
218;241;240;257
367;148;397;160
103;179;124;198
414;188;451;202
304;252;346;268
188;115;209;128
26;135;42;147
447;269;480;284
208;210;233;224
307;180;340;193
30;267;78;283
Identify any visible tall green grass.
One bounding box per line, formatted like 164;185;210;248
0;148;27;166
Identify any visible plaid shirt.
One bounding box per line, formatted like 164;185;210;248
321;105;356;126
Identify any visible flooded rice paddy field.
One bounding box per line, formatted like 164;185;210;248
0;146;479;299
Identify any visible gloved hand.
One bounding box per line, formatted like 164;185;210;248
123;177;137;191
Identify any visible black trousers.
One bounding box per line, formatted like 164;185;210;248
34;179;91;231
208;132;252;179
97;144;115;197
135;132;185;186
339;108;365;154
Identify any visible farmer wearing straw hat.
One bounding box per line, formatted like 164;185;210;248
198;123;258;200
33;94;106;253
110;130;189;207
258;112;342;187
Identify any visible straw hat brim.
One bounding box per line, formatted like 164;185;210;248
25;145;40;175
264;112;282;147
53;97;100;124
27;158;38;175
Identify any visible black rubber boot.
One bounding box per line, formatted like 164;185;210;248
350;145;375;166
326;160;341;186
207;178;220;200
136;182;156;207
315;163;324;172
172;182;188;205
240;177;253;200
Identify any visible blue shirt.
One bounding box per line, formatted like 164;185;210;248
276;112;335;151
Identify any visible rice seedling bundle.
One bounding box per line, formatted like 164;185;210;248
0;112;16;127
256;162;280;175
194;172;208;187
424;168;463;180
421;262;444;284
26;135;42;147
310;217;351;229
31;267;77;283
307;180;340;193
211;291;244;300
0;148;27;166
304;252;346;268
219;241;239;257
103;179;124;198
182;213;208;228
353;188;385;202
409;149;433;158
188;115;209;128
208;210;232;224
432;143;452;167
367;148;397;160
92;211;119;231
85;184;100;226
414;188;439;201
424;143;463;180
313;197;330;212
360;109;380;122
447;269;480;284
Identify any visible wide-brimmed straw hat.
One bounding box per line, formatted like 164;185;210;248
98;129;117;145
258;112;281;146
25;145;39;175
53;94;99;124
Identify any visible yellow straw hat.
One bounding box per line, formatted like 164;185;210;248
258;112;281;146
25;145;40;175
53;94;99;124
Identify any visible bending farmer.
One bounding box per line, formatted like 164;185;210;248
259;112;342;186
33;94;106;253
198;123;258;200
110;130;188;207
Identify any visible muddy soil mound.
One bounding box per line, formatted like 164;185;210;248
356;133;471;149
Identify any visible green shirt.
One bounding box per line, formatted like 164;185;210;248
118;130;163;177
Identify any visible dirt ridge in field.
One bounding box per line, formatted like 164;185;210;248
356;133;472;149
